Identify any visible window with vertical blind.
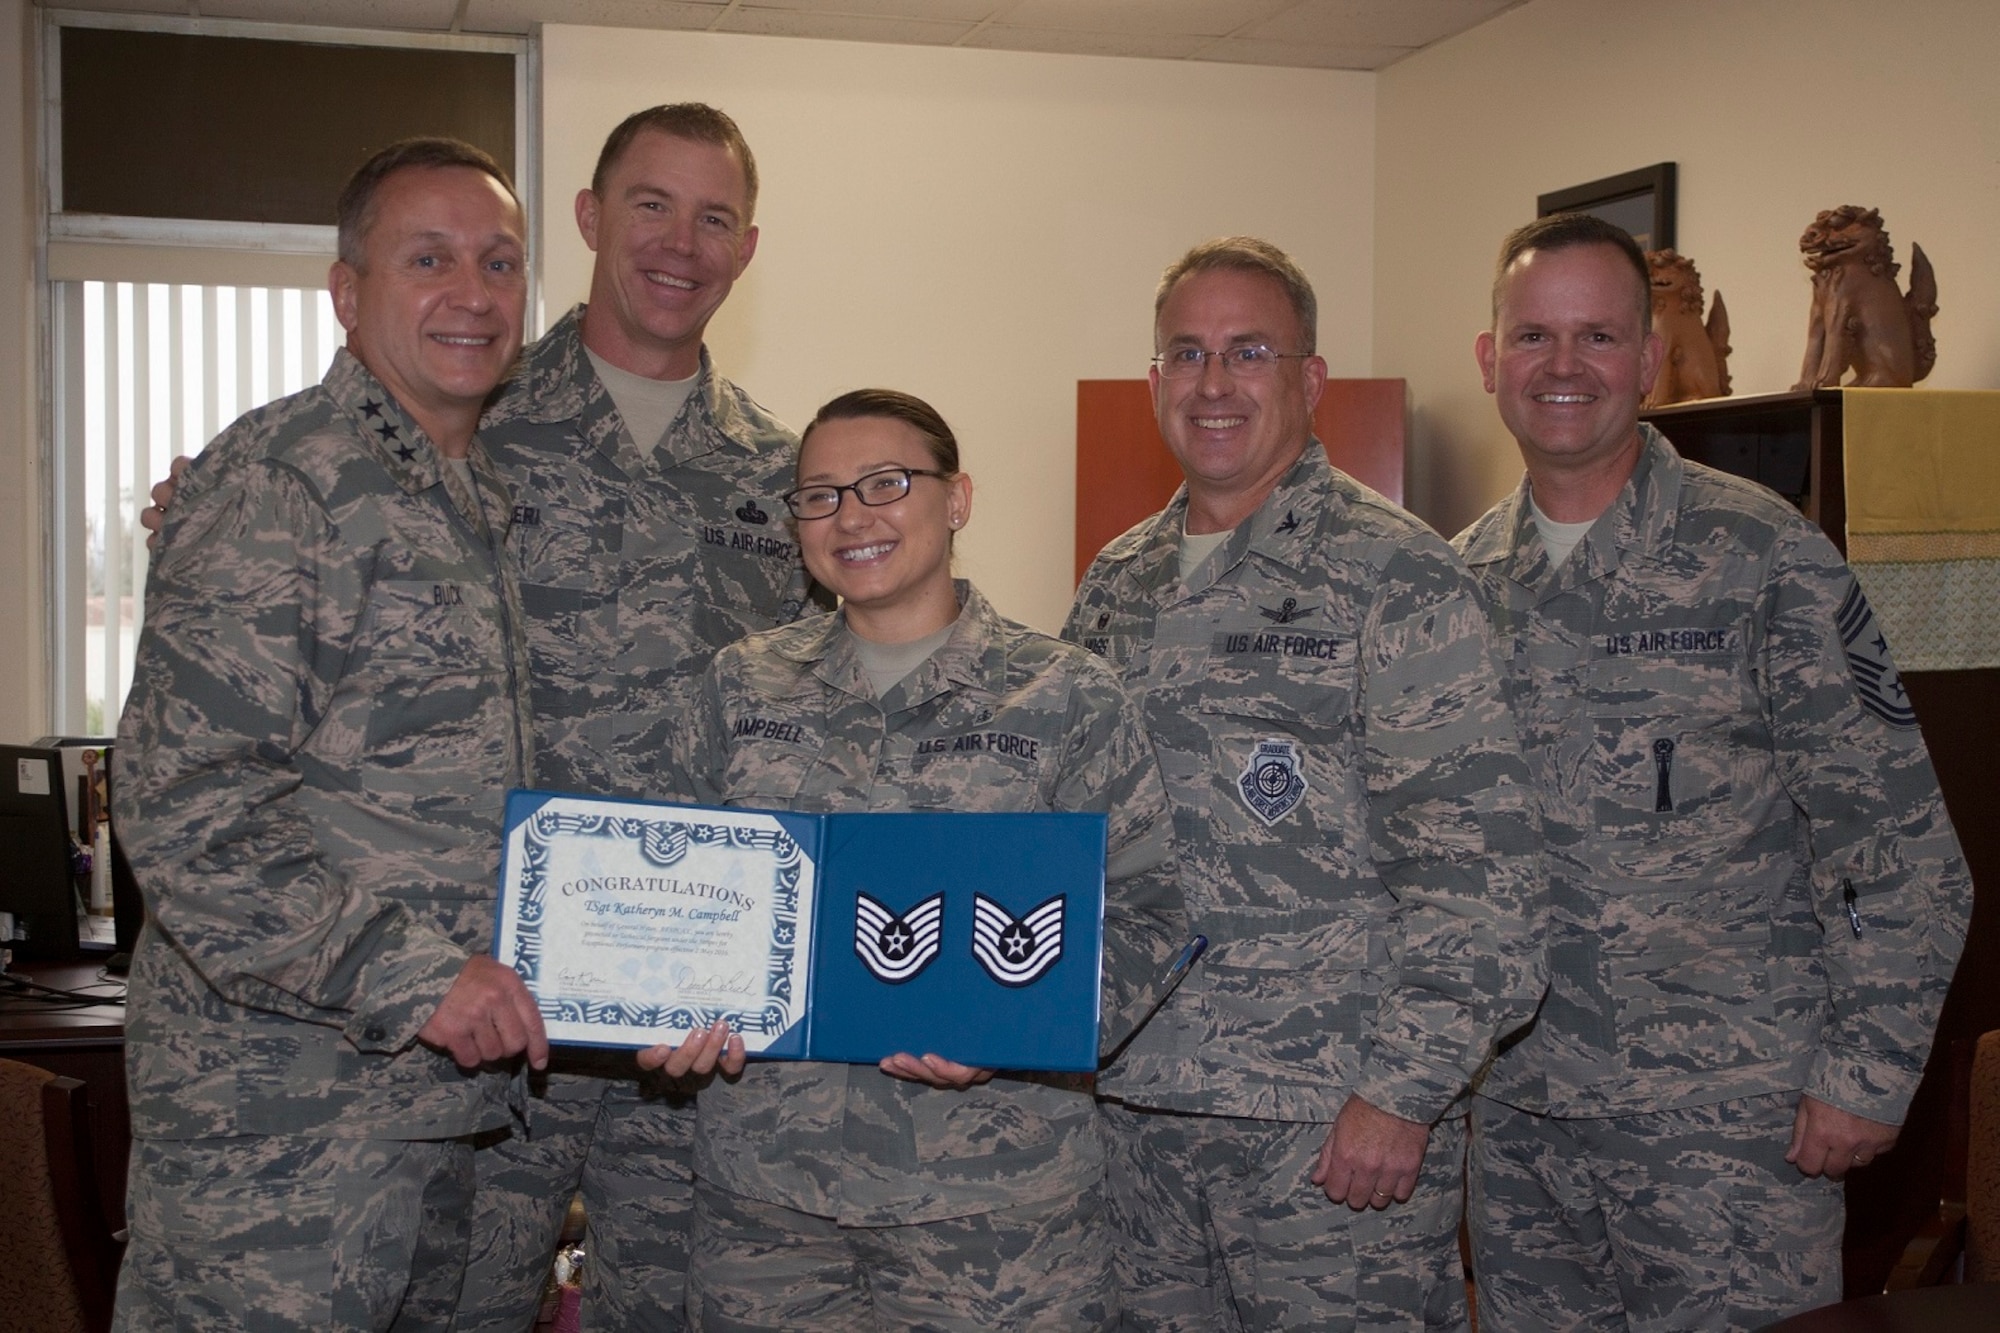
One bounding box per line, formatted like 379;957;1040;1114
42;11;529;733
51;280;341;732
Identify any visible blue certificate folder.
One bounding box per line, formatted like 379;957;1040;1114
496;790;1108;1072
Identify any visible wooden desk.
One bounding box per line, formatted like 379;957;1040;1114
0;959;130;1227
1755;1283;2000;1331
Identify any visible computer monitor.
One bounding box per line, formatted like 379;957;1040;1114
0;743;84;960
30;737;146;962
107;817;145;959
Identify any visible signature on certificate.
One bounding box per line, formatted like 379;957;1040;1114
671;964;755;995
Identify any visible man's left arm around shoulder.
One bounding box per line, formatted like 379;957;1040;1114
1322;537;1549;1203
1762;523;1971;1159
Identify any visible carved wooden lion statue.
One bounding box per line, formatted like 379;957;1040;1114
1794;205;1937;389
1643;249;1730;408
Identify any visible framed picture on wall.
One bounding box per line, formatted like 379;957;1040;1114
1538;163;1676;250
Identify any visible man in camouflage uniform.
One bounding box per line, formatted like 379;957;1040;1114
1454;213;1971;1331
113;139;546;1331
453;105;814;1333
1064;237;1546;1331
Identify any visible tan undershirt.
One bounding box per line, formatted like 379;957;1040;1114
1178;525;1232;582
850;620;958;700
1529;493;1600;569
585;348;700;458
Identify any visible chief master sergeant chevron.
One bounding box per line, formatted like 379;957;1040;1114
1063;236;1546;1331
112;138;547;1330
1452;212;1970;1331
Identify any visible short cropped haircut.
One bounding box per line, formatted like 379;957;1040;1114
1155;236;1318;354
335;137;517;269
591;103;759;225
1491;213;1651;328
800;389;961;477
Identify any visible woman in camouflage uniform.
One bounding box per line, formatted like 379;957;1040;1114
640;389;1185;1330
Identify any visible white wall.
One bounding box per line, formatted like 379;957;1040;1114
542;26;1374;633
1377;0;2000;537
20;3;2000;722
1;0;44;742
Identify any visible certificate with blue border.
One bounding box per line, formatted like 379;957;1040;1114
496;790;1108;1071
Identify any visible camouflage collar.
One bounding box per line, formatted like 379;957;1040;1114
1568;425;1684;580
489;306;605;425
324;349;443;498
1237;444;1333;574
773;580;1009;705
1456;470;1559;596
321;349;511;540
893;581;1011;705
1146;443;1331;597
1617;425;1686;555
1464;424;1684;597
1456;472;1534;572
1115;500;1187;600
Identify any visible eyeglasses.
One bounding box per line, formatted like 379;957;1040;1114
781;467;950;520
1151;344;1312;379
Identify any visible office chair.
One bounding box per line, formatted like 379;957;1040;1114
0;1057;125;1333
1887;1028;2000;1287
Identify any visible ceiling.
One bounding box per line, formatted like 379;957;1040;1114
43;0;1530;71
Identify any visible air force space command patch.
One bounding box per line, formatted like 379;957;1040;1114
971;892;1066;987
1239;738;1308;824
854;890;944;983
1836;581;1918;728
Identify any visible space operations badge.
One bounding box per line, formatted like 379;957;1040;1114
854;890;944;983
1239;737;1308;824
1836;581;1918;727
971;892;1066;987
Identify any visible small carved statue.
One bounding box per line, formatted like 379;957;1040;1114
1794;205;1937;389
1642;249;1731;407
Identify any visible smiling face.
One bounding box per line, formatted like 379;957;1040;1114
1151;267;1327;534
1477;242;1663;498
575;129;759;381
793;415;971;644
330;164;527;455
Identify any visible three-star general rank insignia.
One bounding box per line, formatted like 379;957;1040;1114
854;891;944;983
970;893;1065;988
1239;737;1308;824
1836;581;1917;728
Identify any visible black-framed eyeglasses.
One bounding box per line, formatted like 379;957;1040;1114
1151;344;1312;379
781;467;950;520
